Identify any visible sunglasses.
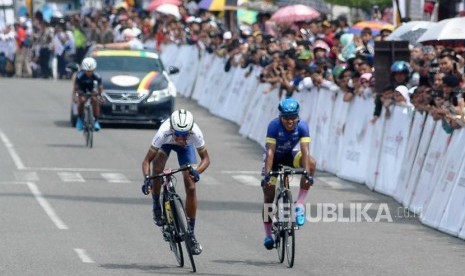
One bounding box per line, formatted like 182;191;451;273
173;130;190;137
281;115;299;121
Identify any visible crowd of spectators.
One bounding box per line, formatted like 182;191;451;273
1;2;465;132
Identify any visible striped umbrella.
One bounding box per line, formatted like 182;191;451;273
349;21;394;36
198;0;226;11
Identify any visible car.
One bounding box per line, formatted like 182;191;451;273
70;49;179;127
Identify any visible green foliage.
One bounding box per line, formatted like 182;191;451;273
325;0;392;10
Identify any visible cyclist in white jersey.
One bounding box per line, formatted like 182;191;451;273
142;109;210;255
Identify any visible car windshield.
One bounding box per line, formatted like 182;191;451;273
95;56;164;72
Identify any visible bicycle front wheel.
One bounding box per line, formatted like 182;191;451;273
284;190;295;268
167;225;184;267
172;195;196;273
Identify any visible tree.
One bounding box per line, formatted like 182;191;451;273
325;0;392;10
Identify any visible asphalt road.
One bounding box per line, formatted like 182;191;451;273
1;78;465;276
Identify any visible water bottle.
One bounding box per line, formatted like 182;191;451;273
93;80;98;93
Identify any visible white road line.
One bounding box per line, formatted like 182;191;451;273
14;171;39;182
318;177;356;190
0;181;28;185
232;175;261;186
58;172;85;182
26;182;68;230
101;173;130;183
74;248;94;263
25;167;116;172
0;129;25;169
200;174;219;185
221;170;258;174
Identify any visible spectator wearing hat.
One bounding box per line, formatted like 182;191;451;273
96;28;143;50
394;85;413;108
297;50;313;67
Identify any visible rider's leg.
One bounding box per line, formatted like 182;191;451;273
77;95;86;119
91;94;100;119
151;151;168;225
262;182;276;235
183;170;197;230
294;152;316;205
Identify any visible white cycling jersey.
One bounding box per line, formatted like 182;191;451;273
151;119;205;149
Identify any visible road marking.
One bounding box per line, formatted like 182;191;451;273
221;170;258;174
0;181;28;185
200;174;220;185
232;175;261;186
14;171;39;181
25;167;116;172
0;129;25;169
26;182;68;230
101;173;130;183
58;172;85;182
318;177;356;190
74;248;94;263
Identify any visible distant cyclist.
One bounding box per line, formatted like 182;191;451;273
142;109;211;255
73;57;103;131
261;98;316;250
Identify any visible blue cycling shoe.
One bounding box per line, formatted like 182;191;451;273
76;118;84;131
264;236;274;250
295;205;306;226
93;121;101;131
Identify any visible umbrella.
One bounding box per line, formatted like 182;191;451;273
417;17;465;43
348;21;394;36
147;0;182;12
198;0;226;11
276;0;330;14
386;21;435;44
270;4;320;24
156;4;181;19
238;9;258;25
240;1;278;13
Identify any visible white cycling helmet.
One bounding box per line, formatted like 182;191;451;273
81;57;97;71
170;109;194;134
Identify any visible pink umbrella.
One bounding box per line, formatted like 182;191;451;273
270;4;320;24
147;0;182;12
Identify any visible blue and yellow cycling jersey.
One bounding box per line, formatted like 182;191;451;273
265;117;311;158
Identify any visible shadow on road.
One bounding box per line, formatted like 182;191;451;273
46;143;88;148
211;259;280;268
53;120;72;128
99;263;245;276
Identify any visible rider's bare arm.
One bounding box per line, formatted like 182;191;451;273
196;147;210;174
142;146;158;177
264;142;276;176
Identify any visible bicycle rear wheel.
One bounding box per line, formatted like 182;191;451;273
284;191;295;268
172;195;196;272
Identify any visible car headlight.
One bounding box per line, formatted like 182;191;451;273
146;83;176;103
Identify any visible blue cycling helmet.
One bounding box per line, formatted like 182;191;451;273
390;60;409;74
278;98;300;117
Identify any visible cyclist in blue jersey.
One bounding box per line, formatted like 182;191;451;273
261;97;316;250
73;57;103;131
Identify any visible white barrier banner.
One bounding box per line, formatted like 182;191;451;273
179;46;200;97
311;89;336;170
235;68;260;124
160;44;177;67
421;129;465;229
374;106;412;195
221;67;248;122
408;122;450;214
210;66;237;117
459;215;465;240
393;112;426;203
239;83;269;139
402;116;436;208
300;88;319;130
365;113;387;190
438;143;465;236
192;51;214;100
248;90;280;144
324;93;350;175
198;57;224;108
337;96;374;184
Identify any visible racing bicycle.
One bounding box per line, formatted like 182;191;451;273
82;92;96;148
146;164;197;272
268;164;310;268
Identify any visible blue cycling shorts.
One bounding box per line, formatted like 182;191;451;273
160;144;197;166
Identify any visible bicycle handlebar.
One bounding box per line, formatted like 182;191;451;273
268;167;308;177
146;164;193;180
